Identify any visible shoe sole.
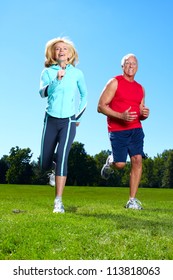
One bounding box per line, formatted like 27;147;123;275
101;164;112;180
124;206;143;210
53;210;65;213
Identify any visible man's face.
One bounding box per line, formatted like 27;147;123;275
123;56;138;77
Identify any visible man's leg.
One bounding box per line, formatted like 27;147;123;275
129;154;142;198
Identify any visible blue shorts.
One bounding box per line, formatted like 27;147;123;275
109;128;145;163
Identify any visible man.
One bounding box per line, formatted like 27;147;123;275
97;54;149;210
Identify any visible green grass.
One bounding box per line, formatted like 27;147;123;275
0;184;173;260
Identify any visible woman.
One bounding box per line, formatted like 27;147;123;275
39;37;87;213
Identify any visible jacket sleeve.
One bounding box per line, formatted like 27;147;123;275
39;69;61;98
76;71;88;121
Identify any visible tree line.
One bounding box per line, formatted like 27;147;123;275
0;142;173;188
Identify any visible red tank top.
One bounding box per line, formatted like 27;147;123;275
107;75;144;132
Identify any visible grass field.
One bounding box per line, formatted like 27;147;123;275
0;184;173;260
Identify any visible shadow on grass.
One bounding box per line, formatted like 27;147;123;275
65;205;173;233
146;208;173;212
66;206;78;213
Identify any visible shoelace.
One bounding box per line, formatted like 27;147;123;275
133;198;142;205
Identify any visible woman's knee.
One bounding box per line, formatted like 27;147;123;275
40;157;52;171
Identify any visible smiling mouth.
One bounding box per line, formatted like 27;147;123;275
58;55;66;61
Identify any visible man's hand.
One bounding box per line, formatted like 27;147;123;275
140;105;150;119
122;106;138;121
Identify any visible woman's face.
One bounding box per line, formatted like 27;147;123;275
54;42;70;64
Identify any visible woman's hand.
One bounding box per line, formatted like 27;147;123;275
57;69;66;80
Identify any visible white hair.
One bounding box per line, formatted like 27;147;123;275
121;53;137;67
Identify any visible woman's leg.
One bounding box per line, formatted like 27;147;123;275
40;114;58;171
53;117;76;213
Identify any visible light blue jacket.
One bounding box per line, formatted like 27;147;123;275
39;64;87;121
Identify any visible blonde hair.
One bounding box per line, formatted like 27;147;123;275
44;37;79;67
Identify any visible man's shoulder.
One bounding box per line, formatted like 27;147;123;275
115;75;124;81
134;80;142;87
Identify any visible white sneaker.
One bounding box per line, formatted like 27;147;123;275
101;154;114;180
106;154;114;165
125;198;143;210
48;171;55;187
53;199;65;213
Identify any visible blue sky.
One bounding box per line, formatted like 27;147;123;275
1;0;173;161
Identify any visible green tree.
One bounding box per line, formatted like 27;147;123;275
0;155;9;183
152;155;165;188
6;146;33;184
31;158;49;185
84;155;99;186
121;162;131;187
151;150;173;188
140;157;155;188
67;142;89;185
162;150;173;188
